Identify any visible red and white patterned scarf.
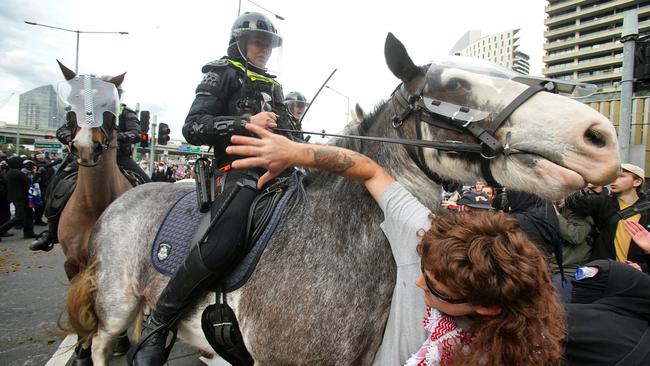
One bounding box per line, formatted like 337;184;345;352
405;307;473;366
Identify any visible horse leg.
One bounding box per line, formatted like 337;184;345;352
91;272;144;365
64;258;80;281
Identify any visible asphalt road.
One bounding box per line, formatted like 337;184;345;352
0;227;227;366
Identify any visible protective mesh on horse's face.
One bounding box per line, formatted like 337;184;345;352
57;75;120;128
426;56;597;98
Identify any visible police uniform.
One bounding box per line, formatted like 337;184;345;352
130;12;290;366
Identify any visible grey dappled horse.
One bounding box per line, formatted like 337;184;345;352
67;34;619;365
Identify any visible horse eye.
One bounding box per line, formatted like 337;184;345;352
446;78;468;91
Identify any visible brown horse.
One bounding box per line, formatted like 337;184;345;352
56;61;134;280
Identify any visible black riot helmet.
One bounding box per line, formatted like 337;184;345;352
285;91;308;120
227;12;282;71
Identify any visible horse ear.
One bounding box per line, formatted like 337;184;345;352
108;72;126;88
57;59;76;81
384;33;421;83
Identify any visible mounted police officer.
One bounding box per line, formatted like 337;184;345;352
285;91;308;141
285;91;308;126
29;79;150;252
130;12;294;365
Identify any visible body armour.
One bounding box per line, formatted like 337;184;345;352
183;58;295;166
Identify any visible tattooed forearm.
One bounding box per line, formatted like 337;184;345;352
310;147;356;173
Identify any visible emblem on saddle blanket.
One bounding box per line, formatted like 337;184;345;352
150;172;302;292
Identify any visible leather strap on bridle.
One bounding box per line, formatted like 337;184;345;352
390;80;552;187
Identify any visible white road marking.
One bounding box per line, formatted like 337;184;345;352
45;334;77;366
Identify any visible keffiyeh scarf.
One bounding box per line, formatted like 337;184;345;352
405;307;473;366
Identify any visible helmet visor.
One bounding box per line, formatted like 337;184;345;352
234;31;283;72
57;75;119;128
286;100;309;120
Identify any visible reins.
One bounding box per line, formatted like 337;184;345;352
275;78;554;187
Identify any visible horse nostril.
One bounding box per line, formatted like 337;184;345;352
584;128;606;148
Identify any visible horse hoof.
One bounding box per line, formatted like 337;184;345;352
72;355;93;366
113;333;131;356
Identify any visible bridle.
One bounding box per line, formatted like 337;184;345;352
389;76;557;187
69;117;117;168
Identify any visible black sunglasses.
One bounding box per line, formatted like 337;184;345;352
421;266;467;304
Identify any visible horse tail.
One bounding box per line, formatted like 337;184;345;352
131;308;144;342
65;261;99;342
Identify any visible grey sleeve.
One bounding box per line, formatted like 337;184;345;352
378;182;432;266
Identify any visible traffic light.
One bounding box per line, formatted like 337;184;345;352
140;133;149;148
634;36;650;91
158;122;170;145
139;110;150;133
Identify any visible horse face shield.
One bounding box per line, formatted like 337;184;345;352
57;75;120;129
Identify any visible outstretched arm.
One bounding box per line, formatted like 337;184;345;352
227;123;395;201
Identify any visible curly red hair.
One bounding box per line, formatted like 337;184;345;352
417;211;565;366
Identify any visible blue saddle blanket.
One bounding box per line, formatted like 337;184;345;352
150;172;301;292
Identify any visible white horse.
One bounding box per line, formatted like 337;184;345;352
66;33;619;365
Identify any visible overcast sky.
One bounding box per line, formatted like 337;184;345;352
0;0;547;141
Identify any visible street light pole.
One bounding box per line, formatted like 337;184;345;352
24;21;128;74
326;85;350;123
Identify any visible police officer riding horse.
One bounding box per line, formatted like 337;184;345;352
30;77;150;252
129;12;299;365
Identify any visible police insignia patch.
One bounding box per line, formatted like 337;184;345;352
157;243;172;261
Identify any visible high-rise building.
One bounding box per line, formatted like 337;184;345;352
18;85;64;130
450;29;530;74
544;1;650;175
543;0;650;90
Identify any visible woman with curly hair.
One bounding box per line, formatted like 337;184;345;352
412;211;566;366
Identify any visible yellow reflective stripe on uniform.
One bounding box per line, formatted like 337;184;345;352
225;59;278;85
119;104;125;116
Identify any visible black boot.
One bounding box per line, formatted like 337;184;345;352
128;245;214;366
30;231;54;252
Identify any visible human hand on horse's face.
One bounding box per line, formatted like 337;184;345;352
249;111;278;131
228;123;301;189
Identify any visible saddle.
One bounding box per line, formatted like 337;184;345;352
44;167;141;219
150;170;303;292
149;171;302;366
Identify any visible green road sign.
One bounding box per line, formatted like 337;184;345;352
34;142;62;149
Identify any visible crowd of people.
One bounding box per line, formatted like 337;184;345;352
0;152;59;241
143;160;196;183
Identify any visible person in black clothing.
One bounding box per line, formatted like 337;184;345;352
0;156;11;236
500;189;564;258
566;163;649;272
130;11;294;366
564;259;650;365
30;78;150;251
0;156;35;239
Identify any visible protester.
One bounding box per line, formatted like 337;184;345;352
226;123;566;365
0;156;35;239
456;191;493;212
564;259;650;365
566;163;649;272
501;189;563;258
481;186;496;204
550;194;595;302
